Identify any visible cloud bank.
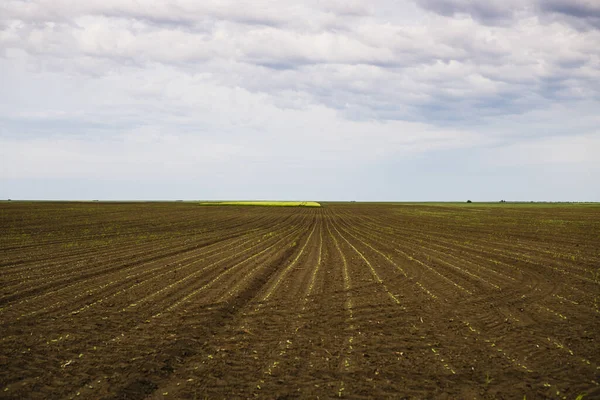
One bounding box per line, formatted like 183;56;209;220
1;0;599;200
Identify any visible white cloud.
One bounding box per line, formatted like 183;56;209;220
2;0;599;121
1;0;598;199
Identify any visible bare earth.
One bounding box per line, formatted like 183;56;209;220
1;202;599;399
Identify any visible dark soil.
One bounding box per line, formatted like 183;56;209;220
1;201;599;399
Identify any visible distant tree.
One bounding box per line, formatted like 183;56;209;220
500;200;506;203
467;200;472;203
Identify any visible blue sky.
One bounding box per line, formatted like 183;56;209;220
1;0;599;201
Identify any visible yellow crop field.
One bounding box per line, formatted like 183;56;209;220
199;201;321;207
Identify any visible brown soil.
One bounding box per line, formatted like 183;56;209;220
1;202;599;399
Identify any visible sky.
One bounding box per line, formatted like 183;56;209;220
1;0;599;201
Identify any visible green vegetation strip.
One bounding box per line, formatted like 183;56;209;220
199;201;321;207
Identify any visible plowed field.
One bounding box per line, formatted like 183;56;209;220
1;202;599;399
